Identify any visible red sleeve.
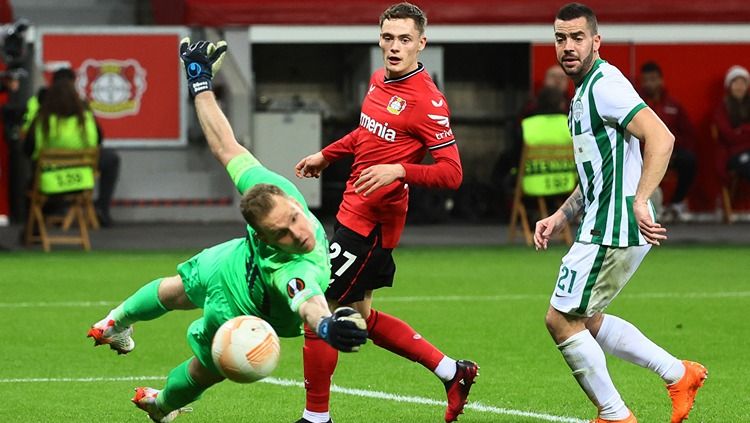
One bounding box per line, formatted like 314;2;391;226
402;91;462;189
410;92;456;150
321;127;358;162
402;143;462;189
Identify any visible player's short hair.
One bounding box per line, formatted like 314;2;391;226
556;3;598;35
640;61;663;76
380;2;427;35
240;183;288;232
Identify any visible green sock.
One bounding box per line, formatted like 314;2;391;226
157;358;208;412
110;278;168;327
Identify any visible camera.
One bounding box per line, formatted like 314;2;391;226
2;18;30;68
0;19;30;84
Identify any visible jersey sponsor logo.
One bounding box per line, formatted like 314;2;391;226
286;278;306;299
360;112;396;142
435;128;454;140
427;113;450;127
386;95;407;115
77;58;147;118
431;98;444;108
573;99;584;122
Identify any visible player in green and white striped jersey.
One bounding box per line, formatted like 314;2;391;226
534;4;707;423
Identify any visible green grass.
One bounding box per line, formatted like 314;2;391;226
0;246;748;422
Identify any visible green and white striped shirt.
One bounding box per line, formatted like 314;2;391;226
569;59;651;247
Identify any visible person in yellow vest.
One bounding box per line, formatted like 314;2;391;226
492;85;570;218
30;83;98;157
23;68;120;226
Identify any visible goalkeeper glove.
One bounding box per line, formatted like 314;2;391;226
317;307;368;352
179;37;227;98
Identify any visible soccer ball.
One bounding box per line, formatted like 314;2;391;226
211;315;280;383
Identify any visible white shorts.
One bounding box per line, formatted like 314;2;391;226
549;242;651;317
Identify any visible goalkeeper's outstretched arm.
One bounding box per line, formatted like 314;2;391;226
180;38;251;167
298;295;368;353
194;92;249;167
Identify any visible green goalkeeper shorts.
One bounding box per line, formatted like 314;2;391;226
177;238;247;375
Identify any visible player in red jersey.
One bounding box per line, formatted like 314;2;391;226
294;3;477;423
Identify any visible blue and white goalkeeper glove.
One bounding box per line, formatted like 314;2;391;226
317;307;368;352
179;37;227;98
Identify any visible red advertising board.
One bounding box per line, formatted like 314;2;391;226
40;29;186;146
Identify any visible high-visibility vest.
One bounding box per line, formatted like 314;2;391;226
520;114;577;196
33;111;99;160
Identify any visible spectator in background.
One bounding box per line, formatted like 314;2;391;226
22;68;120;226
713;65;750;184
492;66;570;219
521;65;571;117
542;65;570;102
638;61;697;222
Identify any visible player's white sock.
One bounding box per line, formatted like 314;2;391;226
558;330;630;420
595;314;685;384
302;409;330;423
433;356;457;382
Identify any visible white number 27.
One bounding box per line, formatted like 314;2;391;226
329;242;358;277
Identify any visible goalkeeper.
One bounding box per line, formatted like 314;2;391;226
86;38;368;423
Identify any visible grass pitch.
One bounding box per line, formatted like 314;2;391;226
0;246;748;422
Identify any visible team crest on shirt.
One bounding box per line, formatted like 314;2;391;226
286;278;306;299
386;95;407;115
573;99;584;122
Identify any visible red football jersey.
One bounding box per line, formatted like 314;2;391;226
322;63;462;248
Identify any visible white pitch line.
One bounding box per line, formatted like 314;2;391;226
0;376;166;383
0;290;748;308
368;291;750;302
0;300;119;308
0;375;587;423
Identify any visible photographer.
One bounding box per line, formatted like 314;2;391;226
0;19;28;228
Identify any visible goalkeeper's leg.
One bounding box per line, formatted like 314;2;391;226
88;275;197;354
134;357;223;422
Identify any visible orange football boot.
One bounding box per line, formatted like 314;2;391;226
667;360;708;423
591;411;637;423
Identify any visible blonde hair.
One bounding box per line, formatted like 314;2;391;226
240;184;287;230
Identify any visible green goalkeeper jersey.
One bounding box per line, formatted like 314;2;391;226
224;153;330;337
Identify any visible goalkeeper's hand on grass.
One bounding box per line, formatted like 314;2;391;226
317;307;368;352
179;37;227;98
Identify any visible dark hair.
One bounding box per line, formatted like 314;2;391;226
556;3;598;35
37;78;88;145
535;86;568;115
52;68;76;83
240;183;288;231
640;61;662;76
725;96;750;128
380;2;427;35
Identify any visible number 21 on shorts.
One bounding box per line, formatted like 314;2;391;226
556;265;578;295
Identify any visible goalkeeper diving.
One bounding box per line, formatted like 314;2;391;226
85;38;368;423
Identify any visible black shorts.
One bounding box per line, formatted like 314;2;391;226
325;221;396;304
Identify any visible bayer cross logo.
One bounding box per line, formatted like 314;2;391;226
573;99;584;122
76;58;147;118
188;62;202;78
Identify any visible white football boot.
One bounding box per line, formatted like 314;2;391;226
86;316;135;354
132;387;192;422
